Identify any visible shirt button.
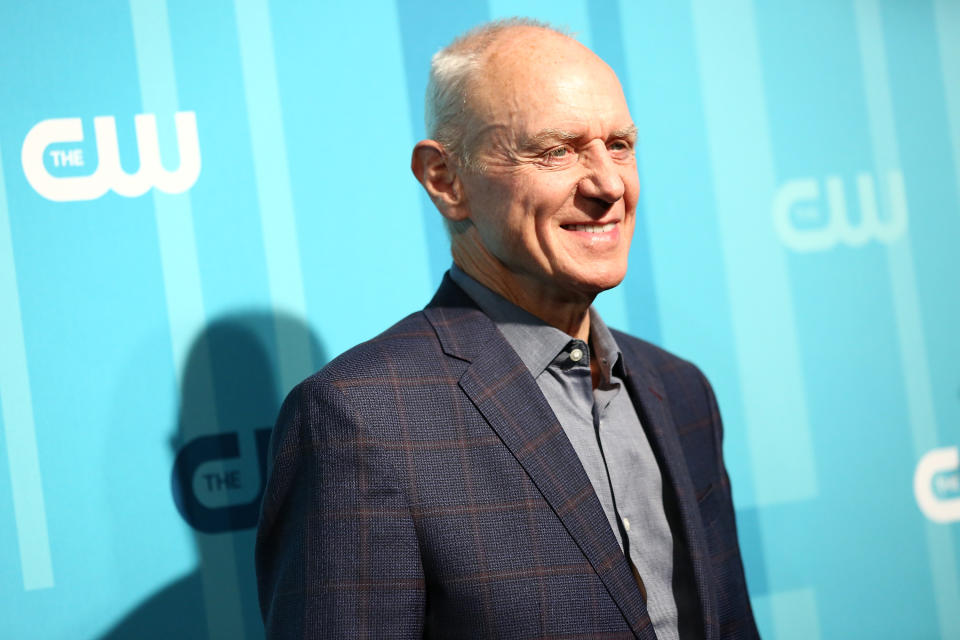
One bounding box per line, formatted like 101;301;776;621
622;517;631;532
570;348;583;362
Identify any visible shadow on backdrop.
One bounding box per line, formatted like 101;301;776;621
99;311;324;639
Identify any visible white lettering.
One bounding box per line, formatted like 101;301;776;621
21;112;201;202
47;148;84;167
914;447;960;523
773;171;908;252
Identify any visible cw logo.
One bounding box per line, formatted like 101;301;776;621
914;446;960;523
171;428;271;533
21;111;201;202
773;170;908;252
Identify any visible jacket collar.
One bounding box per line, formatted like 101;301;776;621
426;273;716;639
426;274;656;638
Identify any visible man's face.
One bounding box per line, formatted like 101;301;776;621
453;31;639;307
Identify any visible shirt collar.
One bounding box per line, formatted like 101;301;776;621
587;306;623;383
448;265;623;381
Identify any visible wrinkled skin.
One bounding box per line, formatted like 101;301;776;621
413;27;639;341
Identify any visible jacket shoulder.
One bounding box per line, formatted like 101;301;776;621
304;310;443;385
610;329;720;436
610;329;706;381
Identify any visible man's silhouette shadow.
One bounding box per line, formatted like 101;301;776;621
99;311;324;639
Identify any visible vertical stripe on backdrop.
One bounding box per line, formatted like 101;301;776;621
0;142;54;592
587;0;662;342
127;2;245;639
233;0;313;396
935;0;960;214
486;0;632;332
614;1;756;513
395;1;490;286
689;0;817;508
753;588;820;640
854;2;960;638
264;0;432;359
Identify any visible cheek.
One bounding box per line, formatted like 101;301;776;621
529;177;577;220
463;178;513;241
469;173;578;254
623;170;641;207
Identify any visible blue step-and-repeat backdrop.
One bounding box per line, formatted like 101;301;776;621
2;1;959;638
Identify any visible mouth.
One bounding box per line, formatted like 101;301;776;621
561;221;618;234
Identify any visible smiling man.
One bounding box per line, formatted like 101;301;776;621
256;19;759;640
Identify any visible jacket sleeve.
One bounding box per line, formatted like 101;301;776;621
255;375;425;639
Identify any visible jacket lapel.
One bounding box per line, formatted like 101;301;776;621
620;354;719;640
425;276;656;639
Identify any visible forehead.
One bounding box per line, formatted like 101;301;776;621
467;29;631;132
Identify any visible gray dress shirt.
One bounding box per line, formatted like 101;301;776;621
449;266;681;640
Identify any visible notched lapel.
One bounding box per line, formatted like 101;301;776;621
424;285;650;638
459;350;656;639
622;359;719;640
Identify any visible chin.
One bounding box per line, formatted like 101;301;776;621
569;270;628;298
586;262;629;289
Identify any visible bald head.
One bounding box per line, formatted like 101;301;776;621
469;28;626;156
426;19;619;170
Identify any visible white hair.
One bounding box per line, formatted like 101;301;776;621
425;18;570;170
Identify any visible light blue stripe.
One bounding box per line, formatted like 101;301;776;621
588;0;663;343
233;0;313;395
128;0;206;376
488;0;591;42
0;137;54;592
613;1;755;507
689;0;817;507
128;2;245;639
935;0;960;211
575;1;632;332
854;2;960;637
753;588;821;640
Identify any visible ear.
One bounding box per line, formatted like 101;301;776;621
411;140;470;222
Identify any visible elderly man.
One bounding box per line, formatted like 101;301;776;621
256;19;758;640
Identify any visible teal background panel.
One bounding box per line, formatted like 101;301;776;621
755;1;938;635
1;1;958;638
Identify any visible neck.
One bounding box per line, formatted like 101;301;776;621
453;255;594;342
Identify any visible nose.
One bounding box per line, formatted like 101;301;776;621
578;143;625;204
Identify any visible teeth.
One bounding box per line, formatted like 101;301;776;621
567;222;616;233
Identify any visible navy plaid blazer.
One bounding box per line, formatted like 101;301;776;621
256;275;759;639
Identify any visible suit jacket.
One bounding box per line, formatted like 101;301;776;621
255;275;759;639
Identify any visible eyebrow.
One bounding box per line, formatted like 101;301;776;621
611;125;639;141
520;124;639;150
520;128;581;150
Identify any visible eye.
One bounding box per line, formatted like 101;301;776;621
542;145;575;165
608;139;634;158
